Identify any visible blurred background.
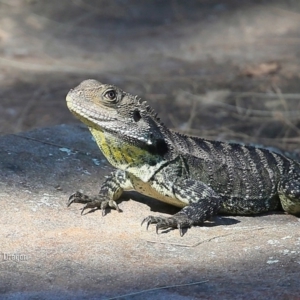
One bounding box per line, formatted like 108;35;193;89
1;0;300;151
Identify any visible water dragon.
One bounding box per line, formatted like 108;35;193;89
66;79;300;235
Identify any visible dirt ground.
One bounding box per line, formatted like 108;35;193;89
1;1;300;299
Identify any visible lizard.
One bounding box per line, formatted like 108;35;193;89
66;79;300;236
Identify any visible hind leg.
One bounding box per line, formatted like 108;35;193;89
278;178;300;215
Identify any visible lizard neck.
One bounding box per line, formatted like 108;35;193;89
89;127;168;182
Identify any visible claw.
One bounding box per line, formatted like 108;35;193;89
67;191;83;207
146;220;151;231
141;215;190;236
112;200;120;213
178;224;183;237
141;217;152;230
81;204;88;215
100;201;108;216
67;194;75;207
155;224;159;234
68;200;75;207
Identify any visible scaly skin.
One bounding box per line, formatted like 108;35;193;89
66;79;300;236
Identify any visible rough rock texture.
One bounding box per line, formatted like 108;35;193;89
0;125;300;299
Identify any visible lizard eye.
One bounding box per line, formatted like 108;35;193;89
104;90;116;101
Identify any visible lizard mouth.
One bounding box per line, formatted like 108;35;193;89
67;96;153;145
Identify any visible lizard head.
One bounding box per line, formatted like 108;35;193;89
66;79;171;157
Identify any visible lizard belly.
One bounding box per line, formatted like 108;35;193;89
128;174;187;208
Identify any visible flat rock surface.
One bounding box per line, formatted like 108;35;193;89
0;125;299;299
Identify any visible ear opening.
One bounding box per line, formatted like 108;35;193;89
133;110;142;122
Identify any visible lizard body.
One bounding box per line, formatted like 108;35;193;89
66;79;300;235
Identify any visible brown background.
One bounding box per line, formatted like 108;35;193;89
1;0;300;151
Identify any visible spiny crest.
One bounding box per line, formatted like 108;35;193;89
131;93;163;125
138;99;162;124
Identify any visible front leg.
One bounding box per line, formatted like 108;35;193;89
68;169;133;215
142;178;222;236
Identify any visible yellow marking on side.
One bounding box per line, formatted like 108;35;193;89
89;128;154;168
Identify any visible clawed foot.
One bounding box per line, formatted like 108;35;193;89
141;214;193;237
68;191;120;216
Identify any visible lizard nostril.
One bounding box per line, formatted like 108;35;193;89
133;110;141;122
